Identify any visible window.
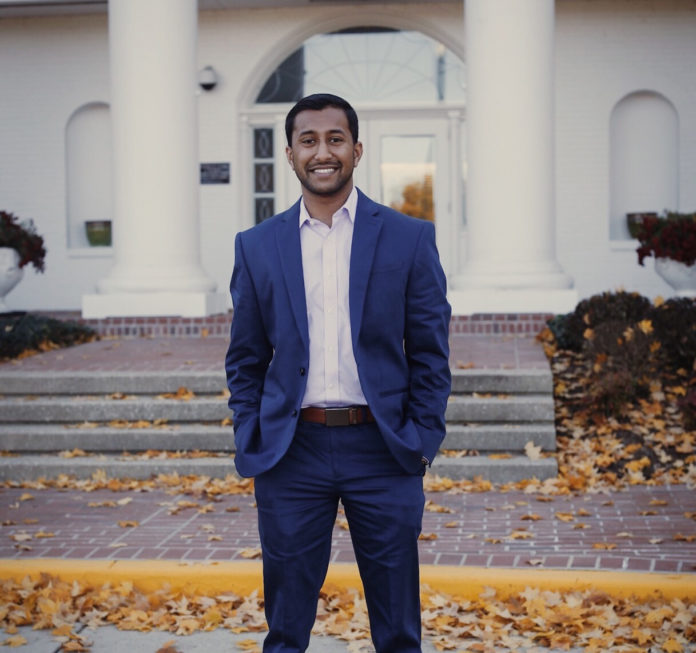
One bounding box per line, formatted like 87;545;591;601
256;27;465;104
253;127;275;223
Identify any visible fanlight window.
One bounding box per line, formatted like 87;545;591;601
257;26;466;104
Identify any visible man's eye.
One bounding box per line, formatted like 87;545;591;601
301;138;315;145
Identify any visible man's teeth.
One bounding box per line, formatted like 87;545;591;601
313;168;335;174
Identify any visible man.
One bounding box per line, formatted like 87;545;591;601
225;93;451;653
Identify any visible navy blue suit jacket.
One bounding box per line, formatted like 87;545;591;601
225;189;451;478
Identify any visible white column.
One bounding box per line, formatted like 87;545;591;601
451;0;576;314
82;0;225;318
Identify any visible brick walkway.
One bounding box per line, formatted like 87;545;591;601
1;485;694;573
1;335;694;574
1;333;550;373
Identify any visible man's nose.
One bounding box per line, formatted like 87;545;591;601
314;139;332;160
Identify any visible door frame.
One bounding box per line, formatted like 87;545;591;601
243;105;465;281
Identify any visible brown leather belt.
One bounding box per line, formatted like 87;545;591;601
300;406;375;427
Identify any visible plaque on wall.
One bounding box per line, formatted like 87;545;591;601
200;162;230;184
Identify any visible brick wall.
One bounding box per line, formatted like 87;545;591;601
37;311;553;338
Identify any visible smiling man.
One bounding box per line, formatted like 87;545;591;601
225;93;451;653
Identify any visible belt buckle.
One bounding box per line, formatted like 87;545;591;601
325;407;351;427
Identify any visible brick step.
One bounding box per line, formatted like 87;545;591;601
0;453;556;483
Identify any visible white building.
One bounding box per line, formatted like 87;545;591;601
1;0;694;327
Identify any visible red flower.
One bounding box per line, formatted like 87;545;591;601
635;211;696;267
0;211;46;272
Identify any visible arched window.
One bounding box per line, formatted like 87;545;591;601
257;26;465;104
609;91;679;240
251;26;466;225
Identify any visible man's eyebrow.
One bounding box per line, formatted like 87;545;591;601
297;128;347;137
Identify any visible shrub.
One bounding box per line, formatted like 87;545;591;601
0;314;96;359
582;319;657;414
548;290;652;352
679;388;696;430
649;298;696;372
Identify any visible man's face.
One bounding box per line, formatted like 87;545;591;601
286;106;363;200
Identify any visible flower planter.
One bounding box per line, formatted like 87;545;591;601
85;220;112;247
626;212;657;239
0;247;24;313
655;258;696;297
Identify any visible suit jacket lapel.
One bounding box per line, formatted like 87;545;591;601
276;200;309;350
349;189;383;347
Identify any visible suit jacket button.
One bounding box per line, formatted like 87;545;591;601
292;409;298;417
299;368;306;376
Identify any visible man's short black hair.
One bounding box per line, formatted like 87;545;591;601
285;93;359;146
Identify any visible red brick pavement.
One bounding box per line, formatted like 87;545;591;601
0;333;549;373
1;484;694;573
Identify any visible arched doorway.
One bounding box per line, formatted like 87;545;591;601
244;25;467;280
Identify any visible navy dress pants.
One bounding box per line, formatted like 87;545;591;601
254;420;425;653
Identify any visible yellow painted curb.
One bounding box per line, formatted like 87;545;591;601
0;559;693;601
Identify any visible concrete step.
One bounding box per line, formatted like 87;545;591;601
0;452;558;482
445;394;555;422
451;369;552;394
0;424;235;452
0;369;551;396
0;454;236;481
0;395;230;423
0;371;227;395
431;455;558;483
0;394;554;425
0;422;555;453
0;367;558;482
442;423;556;452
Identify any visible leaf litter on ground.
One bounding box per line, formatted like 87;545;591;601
0;574;694;652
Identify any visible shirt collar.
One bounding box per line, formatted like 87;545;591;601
299;186;358;228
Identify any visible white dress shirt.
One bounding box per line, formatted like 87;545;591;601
299;187;367;408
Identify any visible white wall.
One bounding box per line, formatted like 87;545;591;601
555;0;696;301
1;1;695;311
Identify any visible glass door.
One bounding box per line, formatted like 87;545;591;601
359;119;453;277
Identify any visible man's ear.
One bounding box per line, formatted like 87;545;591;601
353;141;363;167
285;146;295;170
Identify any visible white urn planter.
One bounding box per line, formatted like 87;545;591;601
0;247;24;312
654;258;696;297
